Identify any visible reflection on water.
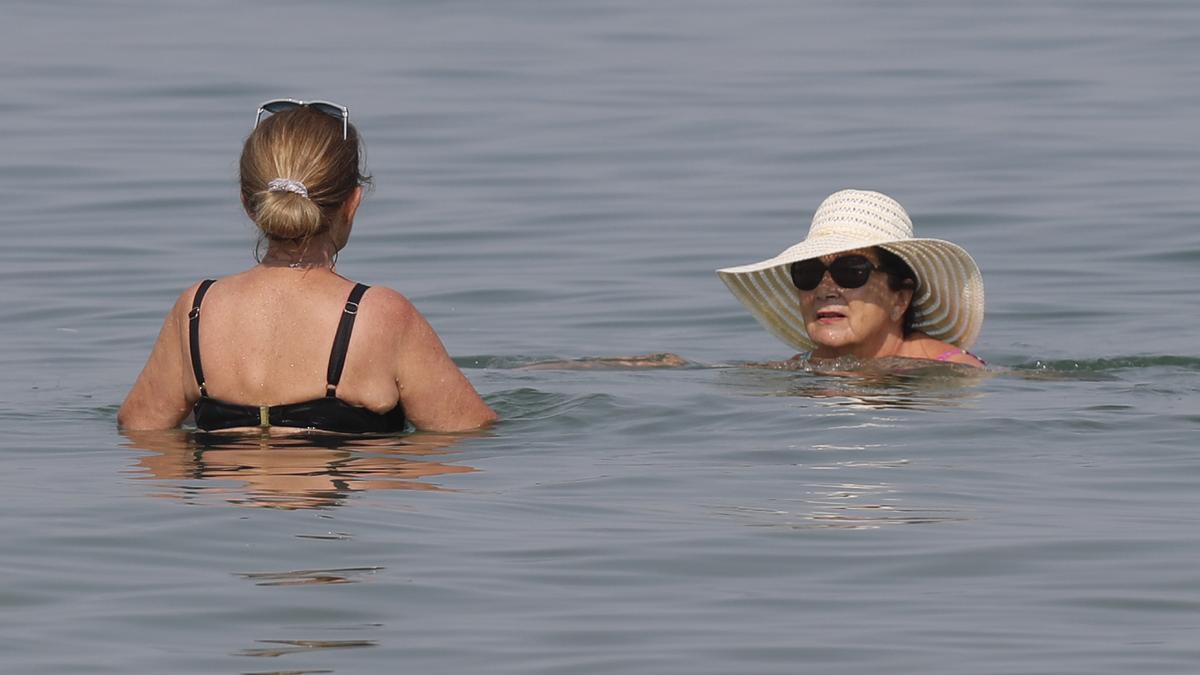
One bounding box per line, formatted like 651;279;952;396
713;477;967;531
237;638;376;658
723;358;990;411
122;430;479;510
237;567;385;587
485;353;991;411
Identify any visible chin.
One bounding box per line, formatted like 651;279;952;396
807;328;852;350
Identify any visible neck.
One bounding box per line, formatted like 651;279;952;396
260;233;339;270
812;328;908;360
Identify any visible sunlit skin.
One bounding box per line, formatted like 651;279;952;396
118;186;499;431
797;248;984;366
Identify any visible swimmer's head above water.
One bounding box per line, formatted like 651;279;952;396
717;189;985;367
242;99;371;255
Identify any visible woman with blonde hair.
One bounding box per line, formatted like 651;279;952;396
119;99;496;433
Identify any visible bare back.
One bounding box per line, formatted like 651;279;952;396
189;267;402;412
120;266;496;432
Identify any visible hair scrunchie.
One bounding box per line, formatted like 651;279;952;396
266;178;309;199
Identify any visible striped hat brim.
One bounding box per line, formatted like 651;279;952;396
717;235;984;353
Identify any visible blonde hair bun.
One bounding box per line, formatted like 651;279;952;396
239;105;367;243
254;189;324;240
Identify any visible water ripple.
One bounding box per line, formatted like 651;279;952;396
236;567;385;587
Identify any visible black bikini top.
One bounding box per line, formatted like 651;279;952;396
189;279;407;434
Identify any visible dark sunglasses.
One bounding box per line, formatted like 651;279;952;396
254;98;350;140
790;254;884;291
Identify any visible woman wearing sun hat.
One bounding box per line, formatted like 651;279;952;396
717;189;985;367
118;99;496;432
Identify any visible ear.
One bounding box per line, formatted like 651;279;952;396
331;186;364;250
891;285;914;322
342;186;364;223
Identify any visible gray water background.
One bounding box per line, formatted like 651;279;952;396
1;0;1198;673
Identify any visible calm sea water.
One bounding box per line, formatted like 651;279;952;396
2;0;1198;673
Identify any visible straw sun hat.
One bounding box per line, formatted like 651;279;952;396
716;189;985;353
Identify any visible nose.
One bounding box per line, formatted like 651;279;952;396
813;269;841;295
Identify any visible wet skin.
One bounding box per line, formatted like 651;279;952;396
798;248;914;360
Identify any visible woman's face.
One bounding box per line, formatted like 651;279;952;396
797;248;913;358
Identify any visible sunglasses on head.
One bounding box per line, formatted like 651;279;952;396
790;254;884;291
254;99;350;140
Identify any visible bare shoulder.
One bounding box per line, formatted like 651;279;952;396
360;286;420;321
175;280;208;309
161;279;212;329
358;286;440;349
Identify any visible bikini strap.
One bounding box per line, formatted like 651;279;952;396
935;347;986;366
326;283;370;397
188;279;217;397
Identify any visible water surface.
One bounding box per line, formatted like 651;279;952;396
1;1;1198;673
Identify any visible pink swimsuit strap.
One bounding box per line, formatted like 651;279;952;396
935;347;986;365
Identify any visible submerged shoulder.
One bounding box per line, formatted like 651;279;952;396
904;333;986;368
938;348;985;368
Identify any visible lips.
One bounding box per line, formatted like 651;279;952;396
813;307;848;325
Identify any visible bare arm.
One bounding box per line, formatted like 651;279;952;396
520;352;689;370
117;287;198;430
389;293;496;432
